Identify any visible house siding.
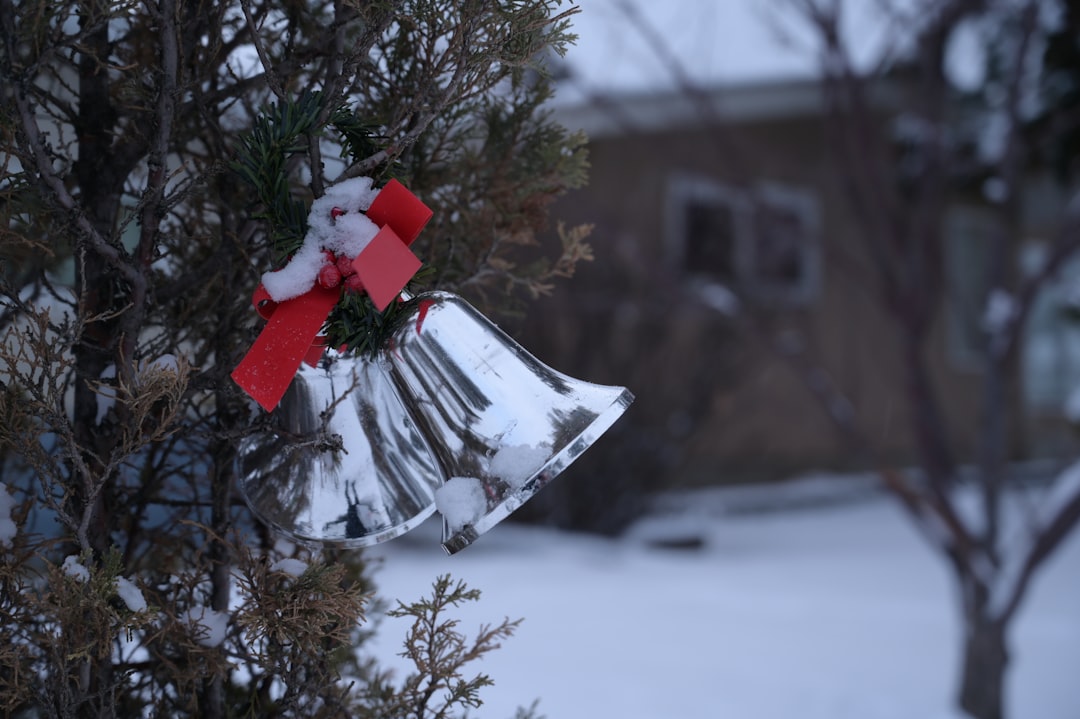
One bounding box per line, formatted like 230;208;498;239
517;101;998;489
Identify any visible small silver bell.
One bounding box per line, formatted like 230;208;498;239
236;353;441;546
385;292;634;554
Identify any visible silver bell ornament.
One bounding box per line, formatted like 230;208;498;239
385;292;634;554
236;353;442;547
230;172;632;552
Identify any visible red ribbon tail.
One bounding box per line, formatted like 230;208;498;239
415;298;434;335
232;285;340;411
304;336;328;368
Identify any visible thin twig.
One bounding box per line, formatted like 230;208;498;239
240;0;285;101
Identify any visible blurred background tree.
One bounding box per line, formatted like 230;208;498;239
510;2;1080;718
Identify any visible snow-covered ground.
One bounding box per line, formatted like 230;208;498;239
364;483;1080;719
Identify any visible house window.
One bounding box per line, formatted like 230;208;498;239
684;197;737;280
1022;247;1080;415
667;174;820;305
753;200;808;290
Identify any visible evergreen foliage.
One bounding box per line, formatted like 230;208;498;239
231;91;325;262
0;0;587;715
229;89;429;356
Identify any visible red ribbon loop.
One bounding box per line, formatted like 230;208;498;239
231;180;433;411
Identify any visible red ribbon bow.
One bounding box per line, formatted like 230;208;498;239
231;179;433;411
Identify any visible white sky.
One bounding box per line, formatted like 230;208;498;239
562;1;817;92
556;0;984;101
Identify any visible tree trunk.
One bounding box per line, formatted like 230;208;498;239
958;611;1009;719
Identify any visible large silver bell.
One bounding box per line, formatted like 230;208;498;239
385;291;634;554
236;353;442;547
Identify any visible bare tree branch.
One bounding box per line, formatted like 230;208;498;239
991;461;1080;623
124;0;180;387
0;0;142;293
239;0;286;101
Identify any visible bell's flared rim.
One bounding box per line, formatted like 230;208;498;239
440;385;635;554
241;491;438;549
235;352;442;549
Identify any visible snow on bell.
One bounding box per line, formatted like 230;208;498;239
385;291;634;554
236;353;442;547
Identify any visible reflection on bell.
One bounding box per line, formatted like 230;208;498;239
236;353;442;547
386;292;634;554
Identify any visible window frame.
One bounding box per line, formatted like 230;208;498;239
665;173;821;306
943;206;998;372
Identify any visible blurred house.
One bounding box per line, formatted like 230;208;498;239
514;73;1079;519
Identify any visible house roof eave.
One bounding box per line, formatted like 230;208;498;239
551;77;825;139
552;75;907;140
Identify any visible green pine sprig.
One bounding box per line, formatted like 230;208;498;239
231;91;326;263
330;106;387;167
232;94;431;357
324;265;436;356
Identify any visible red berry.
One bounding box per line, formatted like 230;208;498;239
344;273;364;293
336;254;357;277
331;207;346;220
317;264;342;289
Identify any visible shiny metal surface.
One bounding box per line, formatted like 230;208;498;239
236;354;441;546
387;291;634;554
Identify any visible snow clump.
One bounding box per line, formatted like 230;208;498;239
179;607;229;648
62;555;90;583
115;576;148;612
261;176;382;302
981;288;1016;334
435;477;487;532
0;485;17;548
269;557;309;578
698;283;741;316
490;443;551;490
